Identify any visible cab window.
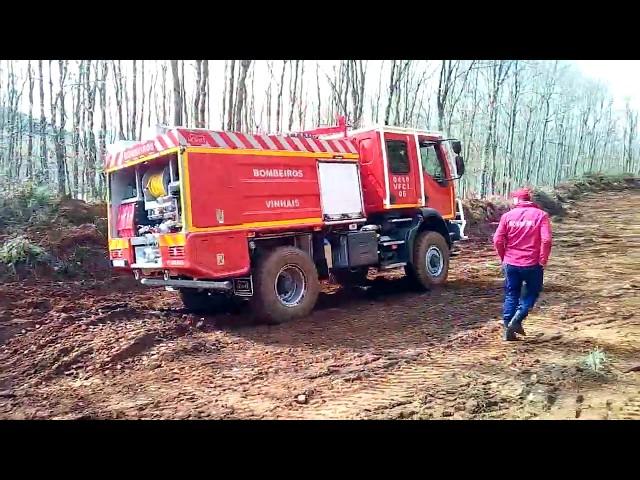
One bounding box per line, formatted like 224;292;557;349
419;142;445;180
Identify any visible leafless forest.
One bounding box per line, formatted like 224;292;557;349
0;60;638;200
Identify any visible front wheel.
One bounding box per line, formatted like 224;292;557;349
250;246;320;324
406;231;450;290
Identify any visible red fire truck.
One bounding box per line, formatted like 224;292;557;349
105;117;467;323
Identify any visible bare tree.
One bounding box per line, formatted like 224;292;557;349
221;60;228;128
71;60;84;197
98;60;108;197
38;60;48;181
234;60;251;131
51;60;69;195
111;60;125;140
84;60;98;199
194;60;202;127
315;62;321;126
138;60;145;138
624;100;637;173
26;60;34;179
170;60;182;126
226;60;236;130
275;60;286;132
479;60;512;197
349;60;367;128
199;60;209;128
192;60;209;128
160;62;167;125
147;70;155;129
181;60;187;126
288;60;300;131
132;60;137;139
384;60;410;125
298;61;305;129
265;61;274;132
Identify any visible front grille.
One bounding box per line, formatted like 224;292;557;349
110;249;123;259
168;246;185;258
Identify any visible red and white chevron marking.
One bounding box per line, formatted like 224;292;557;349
105;128;358;170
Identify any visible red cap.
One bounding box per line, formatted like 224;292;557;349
511;188;532;201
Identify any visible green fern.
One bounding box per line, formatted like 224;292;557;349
583;347;607;373
0;236;47;267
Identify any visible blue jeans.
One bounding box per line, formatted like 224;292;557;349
502;264;544;327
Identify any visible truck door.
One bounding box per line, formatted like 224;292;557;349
417;136;455;218
383;132;420;207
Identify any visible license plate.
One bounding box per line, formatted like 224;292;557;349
112;259;125;267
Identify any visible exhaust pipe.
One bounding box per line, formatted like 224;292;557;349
140;278;233;291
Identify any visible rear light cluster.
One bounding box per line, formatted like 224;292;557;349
168;246;185;258
110;249;124;259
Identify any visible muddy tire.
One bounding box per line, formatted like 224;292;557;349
250;246;319;324
179;289;232;314
332;267;369;287
406;231;450;290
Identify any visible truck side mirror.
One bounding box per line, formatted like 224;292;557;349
451;140;462;155
455;155;465;176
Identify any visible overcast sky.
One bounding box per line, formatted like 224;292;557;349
574;60;640;110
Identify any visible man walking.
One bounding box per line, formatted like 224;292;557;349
493;188;553;341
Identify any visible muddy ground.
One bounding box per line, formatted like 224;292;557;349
0;191;638;420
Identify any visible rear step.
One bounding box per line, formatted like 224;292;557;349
380;262;407;270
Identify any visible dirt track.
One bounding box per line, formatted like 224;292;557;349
1;191;639;420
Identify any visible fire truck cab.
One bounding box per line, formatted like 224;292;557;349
105;119;467;324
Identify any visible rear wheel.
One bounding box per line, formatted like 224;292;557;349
250;246;320;324
406;231;450;290
179;289;232;314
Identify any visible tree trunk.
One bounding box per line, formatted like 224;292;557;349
85;60;98;199
112;60;125;140
275;60;286;132
315;62;321;126
26;60;34;179
181;60;187;126
170;60;182;126
38;60;48;181
161;62;167;125
138;60;145;138
132;60;137;139
71;60;83;198
148;71;155;129
194;60;202;127
199;60;208;128
226;60;236;130
234;60;251;131
55;60;69;196
98;60;108;199
288;60;300;131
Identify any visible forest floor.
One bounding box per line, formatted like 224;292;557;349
0;190;639;420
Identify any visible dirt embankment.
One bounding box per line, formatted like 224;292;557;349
0;189;638;420
0;190;110;281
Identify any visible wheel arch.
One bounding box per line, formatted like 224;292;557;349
405;208;452;266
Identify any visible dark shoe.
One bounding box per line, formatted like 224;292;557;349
509;322;526;336
503;327;517;341
508;311;527;336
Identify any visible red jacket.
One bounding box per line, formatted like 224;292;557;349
493;201;553;267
